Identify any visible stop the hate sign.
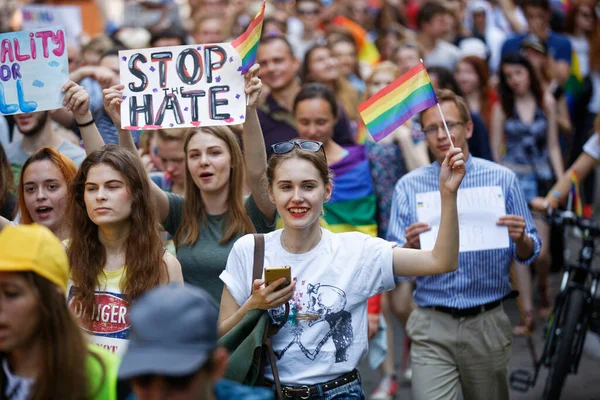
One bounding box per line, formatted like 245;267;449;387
119;43;246;130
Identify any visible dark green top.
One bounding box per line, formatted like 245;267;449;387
164;193;275;303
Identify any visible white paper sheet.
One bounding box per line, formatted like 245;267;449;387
416;186;510;252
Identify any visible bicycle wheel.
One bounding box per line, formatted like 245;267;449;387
543;289;585;400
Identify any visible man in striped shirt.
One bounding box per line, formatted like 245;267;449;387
387;89;541;400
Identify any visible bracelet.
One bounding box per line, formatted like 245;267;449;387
550;190;561;199
77;118;95;127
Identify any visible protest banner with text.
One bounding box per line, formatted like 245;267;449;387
0;26;68;115
21;5;83;44
119;43;246;130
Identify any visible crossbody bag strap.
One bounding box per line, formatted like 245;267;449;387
251;234;265;293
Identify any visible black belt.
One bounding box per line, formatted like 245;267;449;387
425;299;503;318
270;369;360;399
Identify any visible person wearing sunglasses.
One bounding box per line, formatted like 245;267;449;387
288;0;324;61
219;116;466;397
387;89;541;400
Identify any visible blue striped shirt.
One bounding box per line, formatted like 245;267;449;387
387;156;541;308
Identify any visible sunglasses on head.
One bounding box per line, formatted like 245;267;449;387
271;140;324;155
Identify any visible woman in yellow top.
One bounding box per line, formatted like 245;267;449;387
0;224;119;400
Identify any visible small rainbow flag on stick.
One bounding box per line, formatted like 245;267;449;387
570;170;583;217
232;1;266;74
358;62;438;142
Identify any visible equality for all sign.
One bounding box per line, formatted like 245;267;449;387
119;43;246;130
416;186;510;252
0;26;68;115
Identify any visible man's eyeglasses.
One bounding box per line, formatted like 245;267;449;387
271;140;324;155
422;121;464;136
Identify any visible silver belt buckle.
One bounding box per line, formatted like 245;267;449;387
299;385;311;399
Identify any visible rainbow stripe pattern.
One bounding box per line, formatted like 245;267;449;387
571;171;582;217
358;62;437;142
232;1;266;74
322;146;377;237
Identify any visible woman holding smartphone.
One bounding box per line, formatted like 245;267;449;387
218;137;466;398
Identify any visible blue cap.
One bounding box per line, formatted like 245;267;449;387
118;284;218;379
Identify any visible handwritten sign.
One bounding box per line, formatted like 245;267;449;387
416;186;510;252
0;27;68;115
119;43;246;130
20;5;82;44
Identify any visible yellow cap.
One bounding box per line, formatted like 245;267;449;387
0;224;69;291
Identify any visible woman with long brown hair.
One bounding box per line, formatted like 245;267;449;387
101;64;275;304
67;146;183;357
0;223;119;400
301;43;361;126
454;55;497;130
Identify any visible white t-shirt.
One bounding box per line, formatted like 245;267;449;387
583;133;599;161
220;229;395;385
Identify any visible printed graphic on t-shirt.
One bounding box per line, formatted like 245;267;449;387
67;286;131;356
269;281;353;363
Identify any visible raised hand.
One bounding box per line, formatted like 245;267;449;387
439;140;466;194
102;84;125;126
244;63;262;108
61;81;91;118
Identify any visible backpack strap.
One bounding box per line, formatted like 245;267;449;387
251;234;265;293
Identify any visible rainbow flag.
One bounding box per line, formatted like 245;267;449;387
232;1;266;74
330;16;380;66
323;145;377;236
358;62;437;142
571;171;583;217
565;50;584;115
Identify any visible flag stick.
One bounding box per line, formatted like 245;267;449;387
419;59;454;148
436;103;455;149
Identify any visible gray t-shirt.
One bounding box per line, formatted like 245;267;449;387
425;40;461;71
5;139;86;179
164;193;275;303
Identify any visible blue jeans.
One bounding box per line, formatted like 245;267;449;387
272;376;366;399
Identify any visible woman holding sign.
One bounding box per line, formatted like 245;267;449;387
102;64;277;304
218;136;466;398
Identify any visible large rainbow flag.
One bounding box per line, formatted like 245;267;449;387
358;62;437;142
232;1;266;74
322;146;377;236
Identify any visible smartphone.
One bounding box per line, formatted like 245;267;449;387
264;266;292;290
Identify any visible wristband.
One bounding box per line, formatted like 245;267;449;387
77;118;95;127
550;190;561;199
